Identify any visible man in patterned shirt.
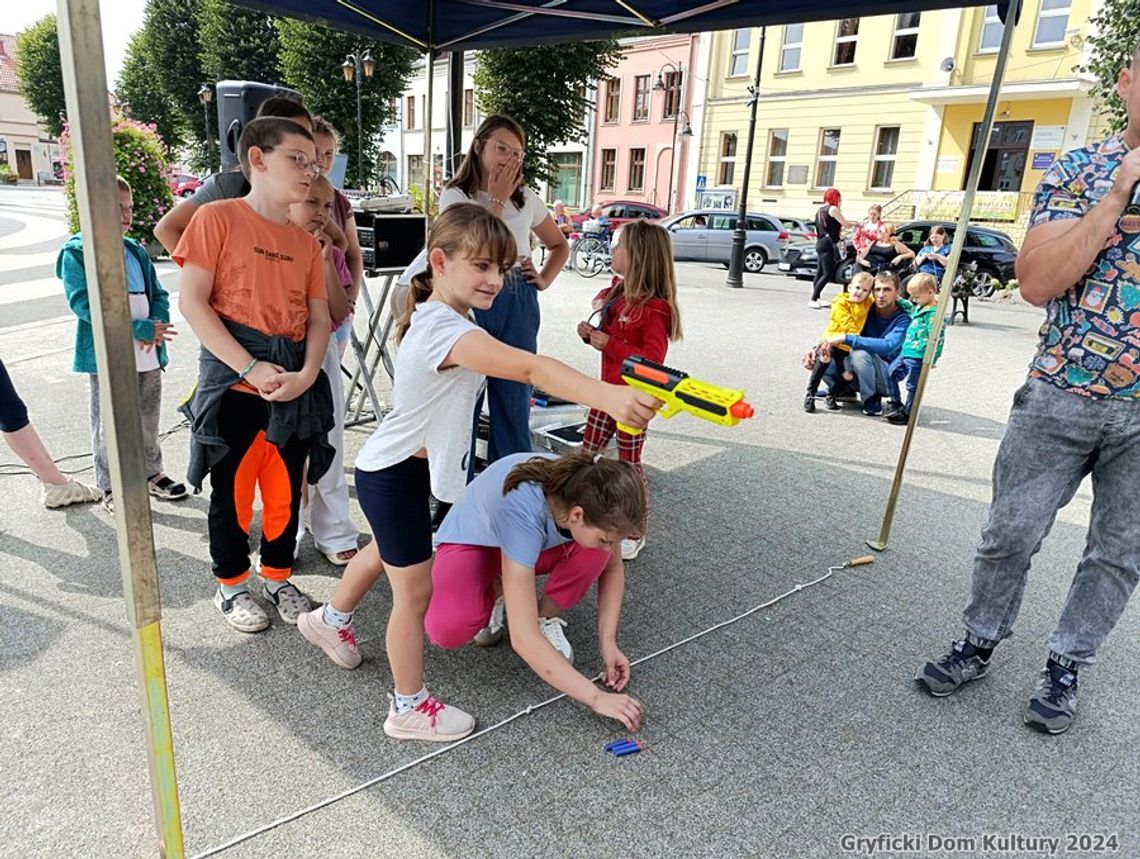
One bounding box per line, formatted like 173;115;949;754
915;41;1140;734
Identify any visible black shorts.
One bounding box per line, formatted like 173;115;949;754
0;360;30;434
355;456;437;567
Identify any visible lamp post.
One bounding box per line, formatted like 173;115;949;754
197;84;214;174
726;27;767;289
653;62;691;213
341;49;376;189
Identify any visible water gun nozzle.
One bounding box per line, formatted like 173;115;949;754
731;401;755;420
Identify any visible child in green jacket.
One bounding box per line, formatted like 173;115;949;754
58;175;186;511
887;273;945;425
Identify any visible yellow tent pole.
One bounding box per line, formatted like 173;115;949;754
868;0;1023;552
56;1;185;855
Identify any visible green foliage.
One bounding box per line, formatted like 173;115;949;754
276;18;416;189
136;0;206;163
198;0;281;86
117;31;184;153
1083;0;1140;133
61;115;176;250
15;15;66;138
408;184;438;217
474;41;622;187
0;163;17;185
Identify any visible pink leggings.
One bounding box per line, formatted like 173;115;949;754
425;542;612;648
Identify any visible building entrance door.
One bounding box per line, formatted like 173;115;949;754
15;148;33;180
965;121;1033;192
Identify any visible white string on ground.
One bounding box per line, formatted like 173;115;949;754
189;560;863;859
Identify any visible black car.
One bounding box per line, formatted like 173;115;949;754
778;220;1018;297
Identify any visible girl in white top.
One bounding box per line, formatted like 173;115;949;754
298;204;657;743
440;114;570;476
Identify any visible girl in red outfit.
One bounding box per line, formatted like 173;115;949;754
575;220;682;561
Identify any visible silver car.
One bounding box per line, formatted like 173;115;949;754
659;210;809;273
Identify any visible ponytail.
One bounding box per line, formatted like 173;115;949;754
397;270;434;342
503;451;646;536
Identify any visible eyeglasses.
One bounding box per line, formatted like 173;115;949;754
265;147;319;176
487;139;525;160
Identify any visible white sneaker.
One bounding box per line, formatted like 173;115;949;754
621;537;646;561
539;616;573;663
41;479;102;509
473;596;505;646
807;299;823;309
215;588;270;633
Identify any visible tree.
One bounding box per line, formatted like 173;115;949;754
276;18;416;187
198;0;281;87
474;41;623;188
1083;0;1140;133
15;15;66;138
117;31;184;153
141;0;206;150
61;114;175;249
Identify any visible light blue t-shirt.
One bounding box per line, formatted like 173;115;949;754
435;451;572;568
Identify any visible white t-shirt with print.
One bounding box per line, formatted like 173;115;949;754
397;185;550;285
354;301;485;502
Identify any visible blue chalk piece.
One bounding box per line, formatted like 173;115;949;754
613;744;642;757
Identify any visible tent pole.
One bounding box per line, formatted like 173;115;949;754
55;0;185;855
868;0;1023;552
425;49;436;226
446;51;464;179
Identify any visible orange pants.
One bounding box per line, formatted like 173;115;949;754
208;391;307;585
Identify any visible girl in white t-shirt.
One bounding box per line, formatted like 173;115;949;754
298;203;657;743
439;114;570;478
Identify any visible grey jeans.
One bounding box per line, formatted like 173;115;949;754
963;378;1140;668
88;369;164;493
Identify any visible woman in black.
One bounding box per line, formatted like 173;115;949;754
810;188;855;308
856;222;915;275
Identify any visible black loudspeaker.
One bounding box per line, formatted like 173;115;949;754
355;213;428;274
215;80;302;171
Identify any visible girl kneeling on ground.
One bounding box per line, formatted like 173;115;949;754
426;450;645;732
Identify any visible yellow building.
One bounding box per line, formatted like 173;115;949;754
693;2;1102;237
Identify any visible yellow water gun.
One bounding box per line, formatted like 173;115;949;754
617;356;755;436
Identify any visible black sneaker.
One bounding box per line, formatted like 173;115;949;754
862;395;883;417
885;399;902;414
825;395;840;411
803;393;816;413
916;639;991;696
1024;661;1078;734
887;408;910;425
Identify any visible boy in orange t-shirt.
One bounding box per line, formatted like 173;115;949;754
174;117;333;633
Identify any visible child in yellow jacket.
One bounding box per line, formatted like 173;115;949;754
804;271;874;413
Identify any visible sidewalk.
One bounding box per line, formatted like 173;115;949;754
1;261;1136;859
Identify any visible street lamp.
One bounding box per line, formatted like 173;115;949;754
653;61;690;214
726;27;767;289
342;49;376;189
197;84;214;174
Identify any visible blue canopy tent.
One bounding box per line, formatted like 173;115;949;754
53;1;1019;855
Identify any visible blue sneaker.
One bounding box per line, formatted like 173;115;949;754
862;395;883;417
916;639;990;696
1024;662;1078;735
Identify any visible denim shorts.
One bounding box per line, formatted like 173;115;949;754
355;456;434;567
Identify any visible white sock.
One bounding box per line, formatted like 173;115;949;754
322;603;353;628
218;581;248;599
394;686;429;714
263;578;290;595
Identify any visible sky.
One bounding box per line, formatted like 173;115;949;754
4;0;148;86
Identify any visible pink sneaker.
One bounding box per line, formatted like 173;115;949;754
298;607;362;669
383;694;475;742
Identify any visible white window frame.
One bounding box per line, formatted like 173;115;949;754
978;5;1003;53
1033;0;1071;48
779;24;803;72
833;18;859;66
869;126;900;190
814;128;841;189
765;128;788;187
729;29;751;77
891;12;921;60
718;132;738;185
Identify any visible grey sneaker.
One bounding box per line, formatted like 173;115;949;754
915;639;990;697
215;588;270;633
41;479;102;509
1024;662;1078;735
263;581;312;625
473;596;505;646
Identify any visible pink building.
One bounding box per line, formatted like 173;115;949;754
591;34;699;215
